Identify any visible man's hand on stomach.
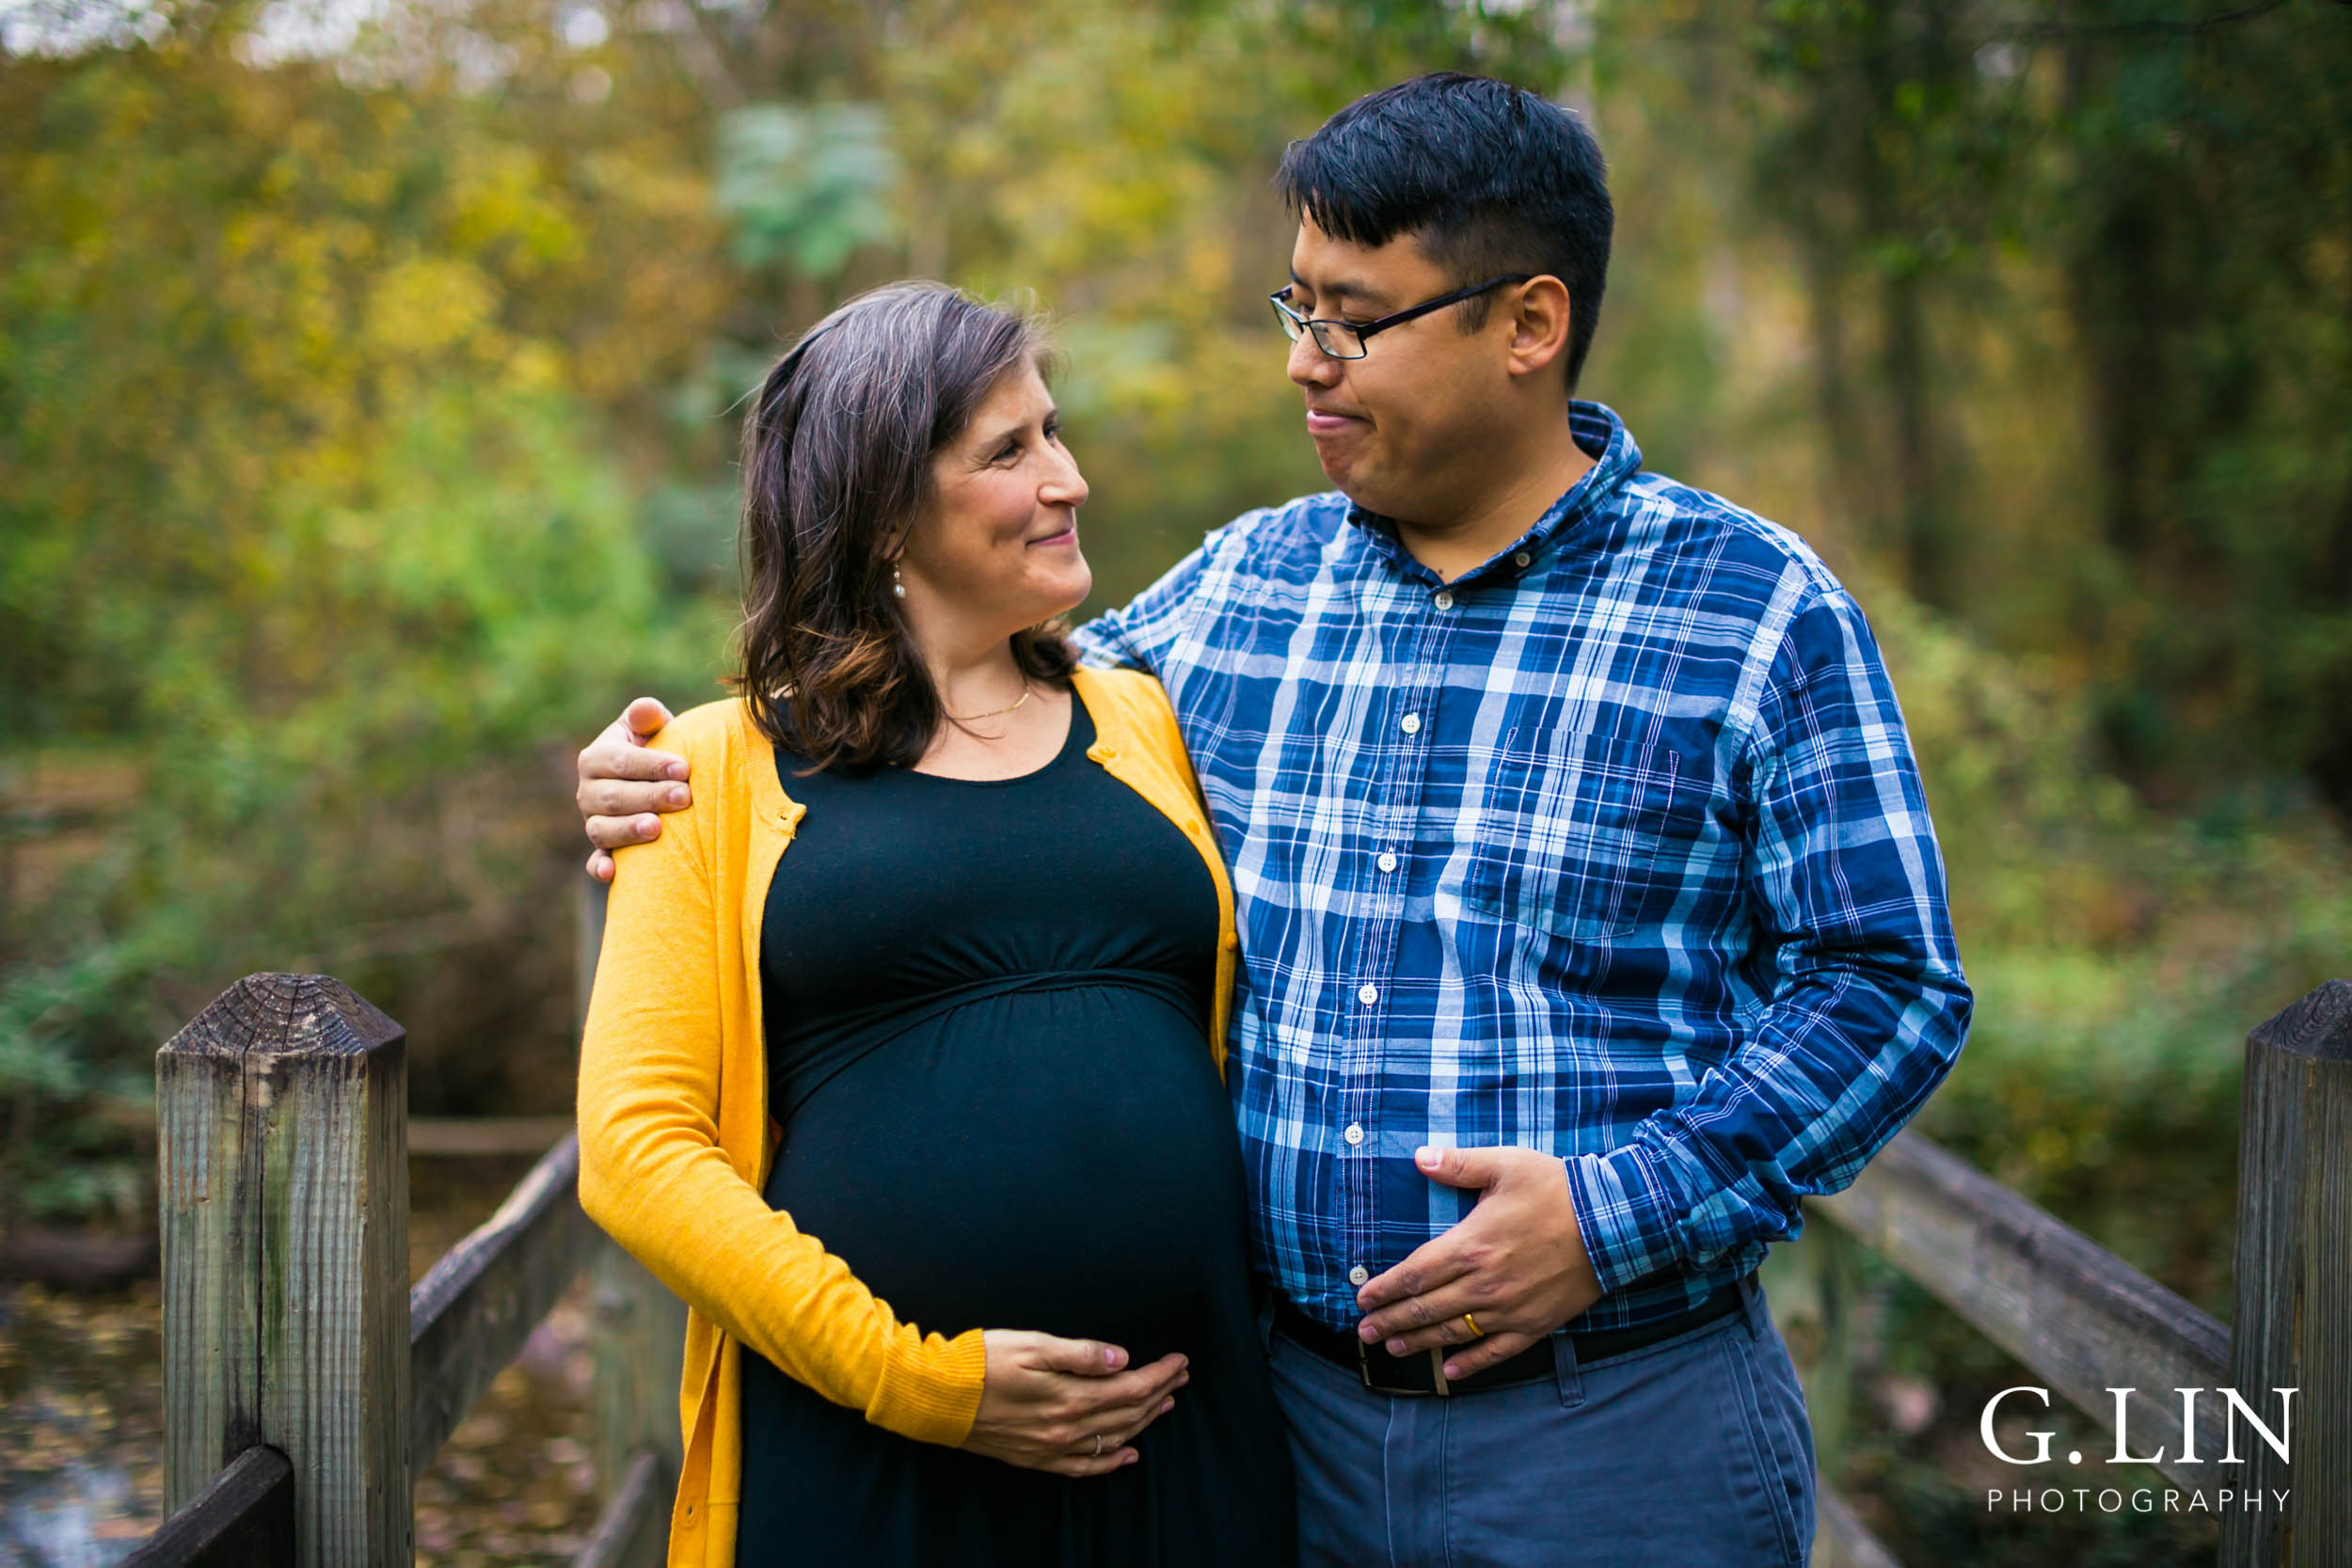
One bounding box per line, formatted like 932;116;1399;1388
1352;1144;1605;1381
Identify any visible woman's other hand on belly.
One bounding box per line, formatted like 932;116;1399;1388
959;1330;1189;1477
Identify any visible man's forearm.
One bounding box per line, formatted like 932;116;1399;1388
1565;947;1972;1291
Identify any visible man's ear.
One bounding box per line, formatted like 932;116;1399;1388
1504;276;1574;381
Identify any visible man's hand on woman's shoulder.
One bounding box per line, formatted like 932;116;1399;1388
577;696;691;881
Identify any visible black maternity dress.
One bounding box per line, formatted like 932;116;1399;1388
733;691;1295;1567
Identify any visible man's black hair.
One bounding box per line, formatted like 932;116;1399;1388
1275;72;1613;391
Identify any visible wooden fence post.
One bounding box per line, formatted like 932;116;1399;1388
578;875;690;1568
156;974;412;1568
2222;978;2352;1567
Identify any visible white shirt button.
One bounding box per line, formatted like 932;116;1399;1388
1400;713;1421;736
1433;590;1454;610
1343;1122;1364;1146
1376;851;1398;874
1348;1265;1370;1287
1514;551;1533;568
1357;983;1379;1006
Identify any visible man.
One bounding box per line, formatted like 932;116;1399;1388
578;72;1969;1567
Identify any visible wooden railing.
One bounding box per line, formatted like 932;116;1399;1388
1806;978;2351;1567
122;877;686;1568
120;952;2347;1565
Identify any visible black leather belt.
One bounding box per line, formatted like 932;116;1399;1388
1272;1279;1747;1398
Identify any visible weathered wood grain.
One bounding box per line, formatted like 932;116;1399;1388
1812;1130;2232;1491
2221;977;2352;1567
120;1444;295;1568
572;1449;668;1568
155;974;413;1568
407;1132;604;1475
56;1098;578;1164
157;985;267;1509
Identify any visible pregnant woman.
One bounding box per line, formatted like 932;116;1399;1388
575;281;1294;1568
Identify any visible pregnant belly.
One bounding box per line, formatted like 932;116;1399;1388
762;982;1249;1360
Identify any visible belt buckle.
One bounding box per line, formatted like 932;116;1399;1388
1354;1338;1451;1397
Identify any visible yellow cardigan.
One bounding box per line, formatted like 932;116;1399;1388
576;666;1238;1568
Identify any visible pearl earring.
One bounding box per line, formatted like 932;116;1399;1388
892;562;905;600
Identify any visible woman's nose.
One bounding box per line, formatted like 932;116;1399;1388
1041;449;1089;509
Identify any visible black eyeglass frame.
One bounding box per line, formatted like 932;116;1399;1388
1269;274;1535;360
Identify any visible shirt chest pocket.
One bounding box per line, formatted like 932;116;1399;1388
1459;729;1709;942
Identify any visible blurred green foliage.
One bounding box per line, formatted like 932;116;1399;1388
0;0;1564;1213
1;0;2349;1553
0;0;738;1217
718;103;899;277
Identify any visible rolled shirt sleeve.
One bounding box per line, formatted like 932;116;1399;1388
1564;585;1973;1291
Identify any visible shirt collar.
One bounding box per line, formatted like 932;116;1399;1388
1342;400;1645;584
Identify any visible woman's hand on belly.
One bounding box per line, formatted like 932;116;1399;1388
958;1330;1189;1478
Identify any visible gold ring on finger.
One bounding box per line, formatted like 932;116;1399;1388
1462;1311;1483;1338
1092;1433;1104;1458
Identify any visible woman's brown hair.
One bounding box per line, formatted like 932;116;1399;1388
733;282;1076;771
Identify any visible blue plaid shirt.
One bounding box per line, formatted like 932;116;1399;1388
1076;403;1970;1334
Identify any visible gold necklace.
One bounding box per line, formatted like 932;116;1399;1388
946;680;1034;723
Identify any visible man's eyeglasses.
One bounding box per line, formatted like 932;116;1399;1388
1269;275;1534;360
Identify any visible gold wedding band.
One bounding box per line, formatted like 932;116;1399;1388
1462;1312;1484;1338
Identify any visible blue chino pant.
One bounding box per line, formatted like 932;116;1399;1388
1265;1276;1815;1567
